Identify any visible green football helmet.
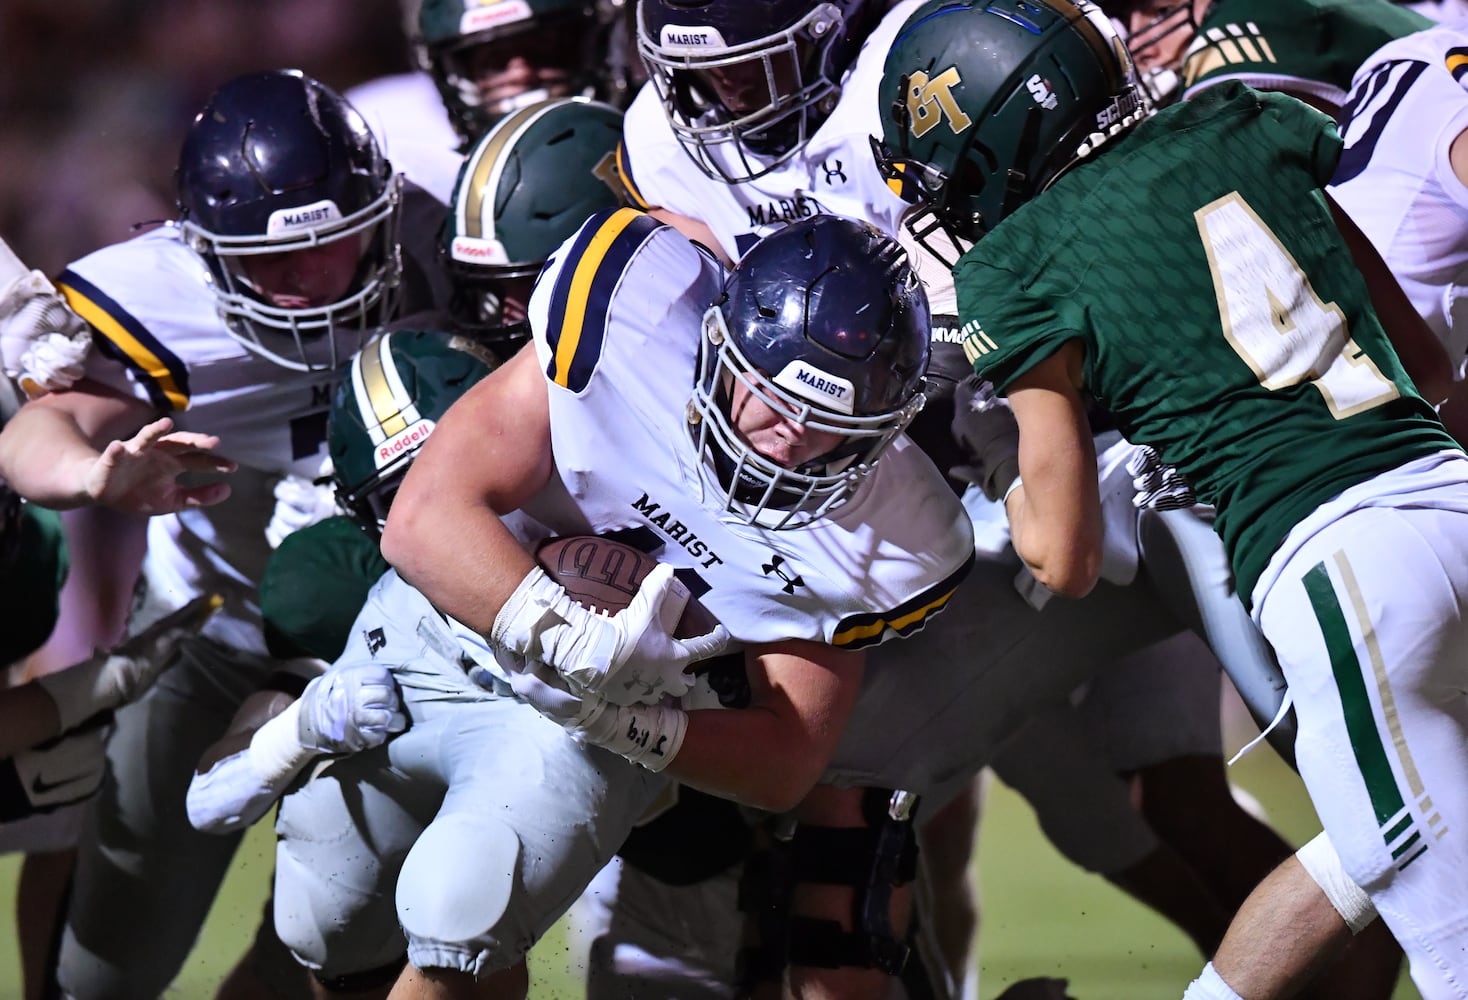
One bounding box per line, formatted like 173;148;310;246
416;0;599;148
441;97;627;345
328;329;494;538
873;0;1147;264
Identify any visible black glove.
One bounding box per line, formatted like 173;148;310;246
948;375;1021;502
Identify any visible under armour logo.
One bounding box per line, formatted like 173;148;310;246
761;554;806;594
364;627;386;654
821;159;847;186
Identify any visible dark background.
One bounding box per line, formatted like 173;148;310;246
0;0;413;277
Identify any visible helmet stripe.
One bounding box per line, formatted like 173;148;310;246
356;334;411;438
458;101;566;243
57;271;190;411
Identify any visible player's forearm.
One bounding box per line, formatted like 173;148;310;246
668;706;837;814
0;402;100;507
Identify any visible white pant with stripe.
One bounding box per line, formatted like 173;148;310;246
1254;451;1468;998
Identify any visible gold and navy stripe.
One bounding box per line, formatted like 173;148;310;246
544;208;661;394
57;269;190;411
1304;553;1441;873
1448;46;1468;84
615;141;651;210
832;553;975;650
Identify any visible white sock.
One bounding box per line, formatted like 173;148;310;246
1182;963;1245;1000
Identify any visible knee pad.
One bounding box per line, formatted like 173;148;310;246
784;788;922;976
397;813;521;950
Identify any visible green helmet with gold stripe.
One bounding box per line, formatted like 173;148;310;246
872;0;1147;264
440;96;627;344
328;329;494;538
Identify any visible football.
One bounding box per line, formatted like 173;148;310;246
534;535;719;639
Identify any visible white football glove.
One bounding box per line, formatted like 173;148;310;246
508;661;686;771
36;593;222;732
1125;445;1197;511
264;470;340;549
295;663;408;755
0;238;92;395
491;562;731;706
4;720;109;819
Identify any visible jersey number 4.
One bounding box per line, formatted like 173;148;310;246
1196;192;1398;420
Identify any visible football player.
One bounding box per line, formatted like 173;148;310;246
0;69;449;999
266;213;972;1000
873;5;1468;1000
1102;0;1430;112
1328;24;1468;447
620;0;912;259
620;3;1309;994
346;0;623;204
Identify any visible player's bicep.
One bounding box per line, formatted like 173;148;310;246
398;343;552;518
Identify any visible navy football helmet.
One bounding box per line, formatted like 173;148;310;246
688;215;930;529
176;70;403;371
637;0;885;182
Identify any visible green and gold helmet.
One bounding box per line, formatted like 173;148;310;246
328;329;494;538
416;0;600;147
440;97;626;345
873;0;1146;264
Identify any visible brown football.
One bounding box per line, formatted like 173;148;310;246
534;535;719;639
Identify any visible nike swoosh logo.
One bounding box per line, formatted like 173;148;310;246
30;772;91;796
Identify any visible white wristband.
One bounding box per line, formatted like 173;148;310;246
581;700;688;772
247;700;317;787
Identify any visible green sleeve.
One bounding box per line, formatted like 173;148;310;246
0;503;68;665
260;516;391;662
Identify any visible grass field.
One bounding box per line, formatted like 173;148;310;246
0;704;1424;999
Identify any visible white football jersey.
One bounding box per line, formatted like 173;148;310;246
448;208;972;673
346;71;464;206
1330;25;1468;360
57;226;365;651
617;0;924;262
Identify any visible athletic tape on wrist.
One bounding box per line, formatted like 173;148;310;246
1296;831;1377;934
247;700;317;788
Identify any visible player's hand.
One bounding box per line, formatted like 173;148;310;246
509;660;686;771
1125;444;1196;510
84;417;237;514
948;375;1021;502
265;471;339;549
296;663;408;755
37;593;222;732
494;562;732;707
3;718;110;820
0;239;92;395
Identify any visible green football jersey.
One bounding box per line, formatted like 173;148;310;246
954;83;1459;601
1184;0;1430;106
0;501;68;666
260;515;390;662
